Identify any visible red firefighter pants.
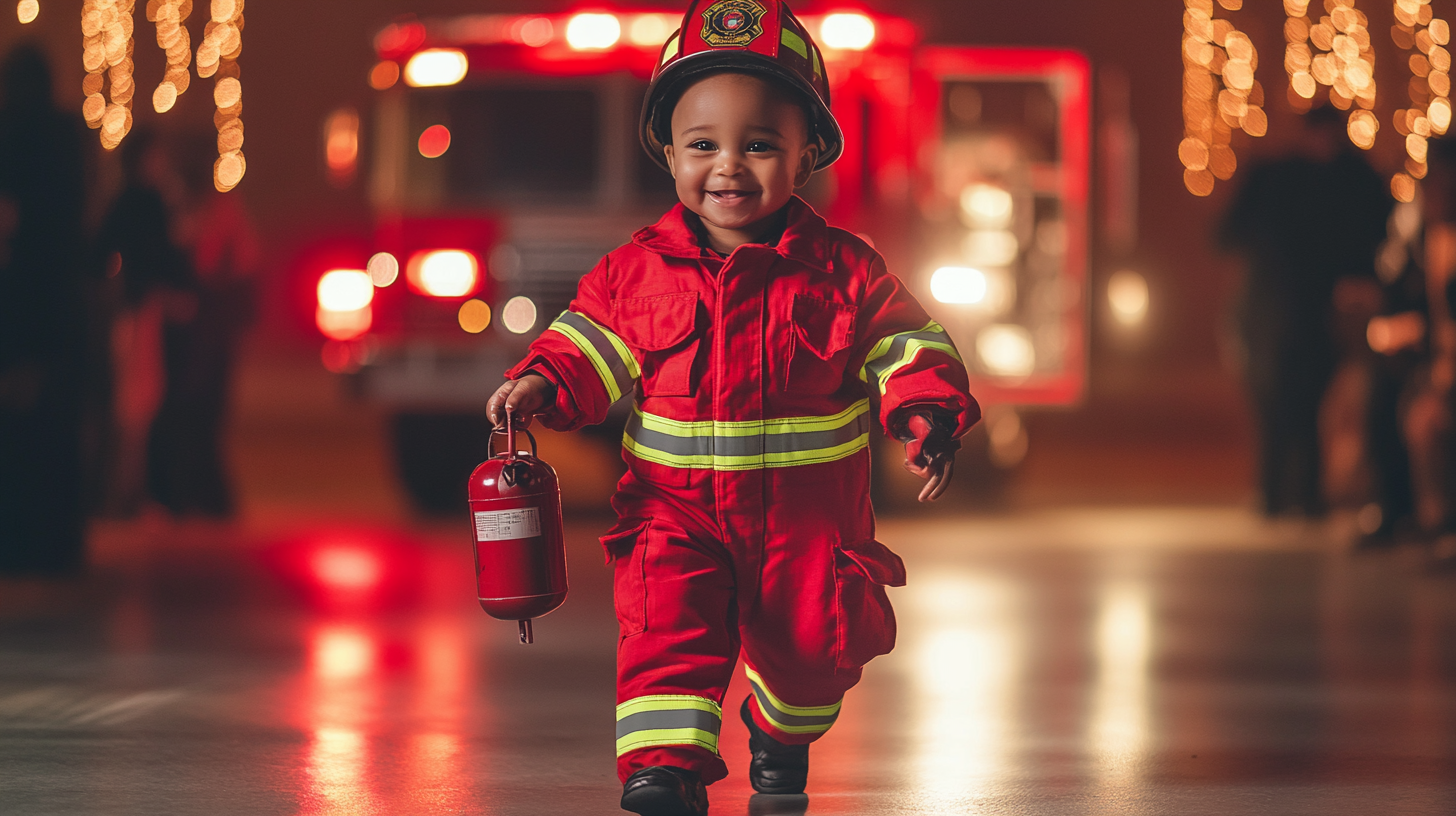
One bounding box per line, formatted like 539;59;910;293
603;463;900;785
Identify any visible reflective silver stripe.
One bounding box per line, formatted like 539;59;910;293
860;322;962;393
616;709;723;740
546;311;639;403
747;676;839;729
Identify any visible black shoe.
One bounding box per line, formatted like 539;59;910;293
620;765;708;816
741;696;809;795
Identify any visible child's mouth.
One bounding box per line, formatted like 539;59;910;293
706;189;759;205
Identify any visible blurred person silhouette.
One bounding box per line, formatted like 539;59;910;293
145;134;260;518
1374;136;1456;562
1219;105;1391;518
94;127;195;517
0;43;89;575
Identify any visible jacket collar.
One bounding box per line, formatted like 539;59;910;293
631;196;832;271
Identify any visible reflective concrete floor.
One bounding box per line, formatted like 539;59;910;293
3;507;1456;815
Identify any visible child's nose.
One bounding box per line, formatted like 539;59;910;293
714;152;747;175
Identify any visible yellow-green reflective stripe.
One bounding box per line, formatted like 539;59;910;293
635;399;870;436
616;695;722;719
622;401;871;470
781;28;809;59
745;667;841;735
546;311;640;403
615;695;722;757
860;321;963;393
616;729;719;756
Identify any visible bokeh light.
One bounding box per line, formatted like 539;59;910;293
976;325;1037;378
325;108;360;186
418;124;451;159
369;60;400;91
1108;270;1150;327
458;299;492;334
318;270;375;313
628;14;674;47
565;13;621;50
407;250;478;298
502;296;538;334
820;13;876;51
367;252;399;287
931;267;989;305
17;0;38;24
404;49;469;87
1182;1;1263;195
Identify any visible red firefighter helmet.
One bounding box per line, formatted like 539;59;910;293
640;0;844;172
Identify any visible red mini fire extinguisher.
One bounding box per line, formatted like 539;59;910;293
467;414;567;644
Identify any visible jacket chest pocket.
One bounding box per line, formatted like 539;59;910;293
612;292;700;396
786;294;855;394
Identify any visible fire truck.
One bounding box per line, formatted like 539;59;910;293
308;6;1090;512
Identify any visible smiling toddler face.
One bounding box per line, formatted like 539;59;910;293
664;72;818;253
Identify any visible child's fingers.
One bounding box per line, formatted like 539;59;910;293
916;457;954;502
502;382;539;427
487;381;517;426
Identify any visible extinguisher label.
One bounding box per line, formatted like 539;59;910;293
474;507;542;541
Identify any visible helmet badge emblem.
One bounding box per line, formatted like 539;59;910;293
700;0;767;47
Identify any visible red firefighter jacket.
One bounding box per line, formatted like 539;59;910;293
506;197;978;569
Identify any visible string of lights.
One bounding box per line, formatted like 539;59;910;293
1390;0;1450;202
81;0;138;151
197;0;244;191
147;0;192;114
1180;0;1265;197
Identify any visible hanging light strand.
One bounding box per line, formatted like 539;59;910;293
1181;0;1265;197
147;0;193;113
198;0;244;191
81;0;137;150
1390;0;1449;202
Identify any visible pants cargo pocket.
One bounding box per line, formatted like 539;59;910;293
602;519;652;640
833;539;907;670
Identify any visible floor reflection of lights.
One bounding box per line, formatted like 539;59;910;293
906;570;1025;809
1089;578;1153;788
301;624;383;816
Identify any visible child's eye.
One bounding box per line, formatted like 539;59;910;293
747;141;777;153
688;140;715;151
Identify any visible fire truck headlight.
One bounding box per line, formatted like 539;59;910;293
566;13;621;50
931;266;988;305
408;250;479;298
318;269;374;312
404;49;469;87
976;325;1036;378
1108;270;1149;327
820;13;876;50
502;296;538;334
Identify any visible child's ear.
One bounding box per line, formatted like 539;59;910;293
793;144;820;189
663;145;677;178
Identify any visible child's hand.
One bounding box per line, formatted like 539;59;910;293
901;412;958;502
487;374;555;428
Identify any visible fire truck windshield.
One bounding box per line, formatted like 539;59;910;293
396;81;676;207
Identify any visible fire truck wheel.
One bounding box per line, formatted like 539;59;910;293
390;412;494;516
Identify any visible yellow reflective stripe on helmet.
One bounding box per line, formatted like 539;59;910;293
781;27;809;59
745;666;841;735
859;321;963;393
622;401;872;470
545;311;640;403
616;695;723;757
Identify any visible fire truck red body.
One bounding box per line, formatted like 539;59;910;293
305;7;1090;510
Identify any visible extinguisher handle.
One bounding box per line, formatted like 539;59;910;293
491;414;539;459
